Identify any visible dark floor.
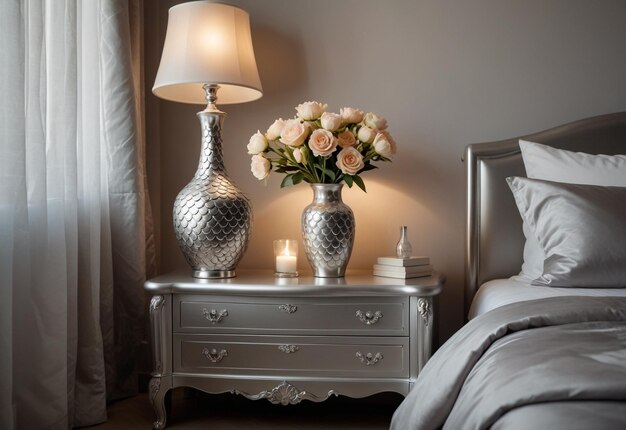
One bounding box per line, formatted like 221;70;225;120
93;389;403;429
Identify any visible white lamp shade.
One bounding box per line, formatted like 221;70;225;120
153;1;263;105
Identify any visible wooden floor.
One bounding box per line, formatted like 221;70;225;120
92;389;403;429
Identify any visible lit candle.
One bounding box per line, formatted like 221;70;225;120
276;254;297;273
273;239;298;277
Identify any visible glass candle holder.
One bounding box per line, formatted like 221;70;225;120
273;239;299;278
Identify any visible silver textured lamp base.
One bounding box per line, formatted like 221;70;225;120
173;85;252;279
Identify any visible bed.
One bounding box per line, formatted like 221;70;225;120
391;111;626;429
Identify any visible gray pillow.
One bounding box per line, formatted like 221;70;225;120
507;176;626;287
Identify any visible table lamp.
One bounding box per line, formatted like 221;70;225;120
153;1;262;278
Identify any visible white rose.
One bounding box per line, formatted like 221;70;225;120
340;107;364;124
357;125;377;144
364;112;388;130
373;131;396;158
250;154;271;180
295;101;328;120
337;130;356;148
280;119;309;147
266;118;285;140
336;147;365;175
293;147;306;164
320;112;342;131
247;130;268;154
308;129;338;157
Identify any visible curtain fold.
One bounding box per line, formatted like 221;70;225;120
0;0;154;428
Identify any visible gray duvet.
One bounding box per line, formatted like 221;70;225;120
391;296;626;430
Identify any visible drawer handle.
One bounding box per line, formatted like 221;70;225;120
278;304;297;314
201;347;228;363
278;344;300;354
202;308;228;323
355;351;384;366
355;310;383;325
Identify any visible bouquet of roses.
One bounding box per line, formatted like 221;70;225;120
247;101;396;192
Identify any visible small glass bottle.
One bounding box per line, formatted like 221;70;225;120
396;226;413;259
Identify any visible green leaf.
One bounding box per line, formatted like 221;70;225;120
344;175;354;188
352;175;367;192
281;174;295;188
292;172;305;185
361;163;378;172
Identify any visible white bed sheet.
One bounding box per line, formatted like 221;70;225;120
468;275;626;319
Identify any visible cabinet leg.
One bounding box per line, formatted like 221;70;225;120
149;377;171;430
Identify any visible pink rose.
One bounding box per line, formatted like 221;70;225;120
320;112;342;131
336;147;364;175
337;130;356;148
295;101;327;120
364;112;388;130
280;119;309;147
373;131;396;158
357;125;376;144
340;107;364;124
247;131;268;154
250;154;271;180
308;129;338;157
266;118;285;140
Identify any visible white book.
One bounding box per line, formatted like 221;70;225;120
372;264;433;275
376;256;430;267
373;269;433;279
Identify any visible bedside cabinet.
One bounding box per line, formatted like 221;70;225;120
145;270;444;429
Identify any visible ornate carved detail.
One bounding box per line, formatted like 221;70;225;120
277;344;300;354
355;351;384;366
278;304;297;314
202;308;228;323
417;298;432;326
149;377;161;404
231;381;338;405
150;295;165;312
355;310;383;325
149;295;165;375
201;347;228;363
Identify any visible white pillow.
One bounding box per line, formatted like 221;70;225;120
516;140;626;280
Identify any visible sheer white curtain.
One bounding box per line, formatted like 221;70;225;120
0;0;154;428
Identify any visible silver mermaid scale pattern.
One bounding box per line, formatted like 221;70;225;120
173;110;252;278
301;184;355;277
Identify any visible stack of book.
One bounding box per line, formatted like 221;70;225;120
373;256;432;279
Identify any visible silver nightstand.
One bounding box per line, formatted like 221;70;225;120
145;269;444;429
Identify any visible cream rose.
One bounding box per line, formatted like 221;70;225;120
266;118;285;140
247;130;268;154
336;147;364;175
279;119;309;147
250;154;271;180
337;130;356;148
293;147;306;164
295;101;327;120
373;131;396;158
357;125;377;144
340;107;364;124
364;112;388;130
308;129;338;157
320;112;342;131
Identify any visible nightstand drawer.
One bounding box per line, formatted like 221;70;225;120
174;295;408;335
173;334;409;378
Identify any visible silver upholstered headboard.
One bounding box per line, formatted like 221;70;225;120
464;111;626;315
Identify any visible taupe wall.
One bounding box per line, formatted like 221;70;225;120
145;0;626;343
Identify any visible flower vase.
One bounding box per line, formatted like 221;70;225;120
301;184;355;277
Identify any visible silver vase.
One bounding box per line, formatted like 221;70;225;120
301;184;355;277
173;101;252;279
